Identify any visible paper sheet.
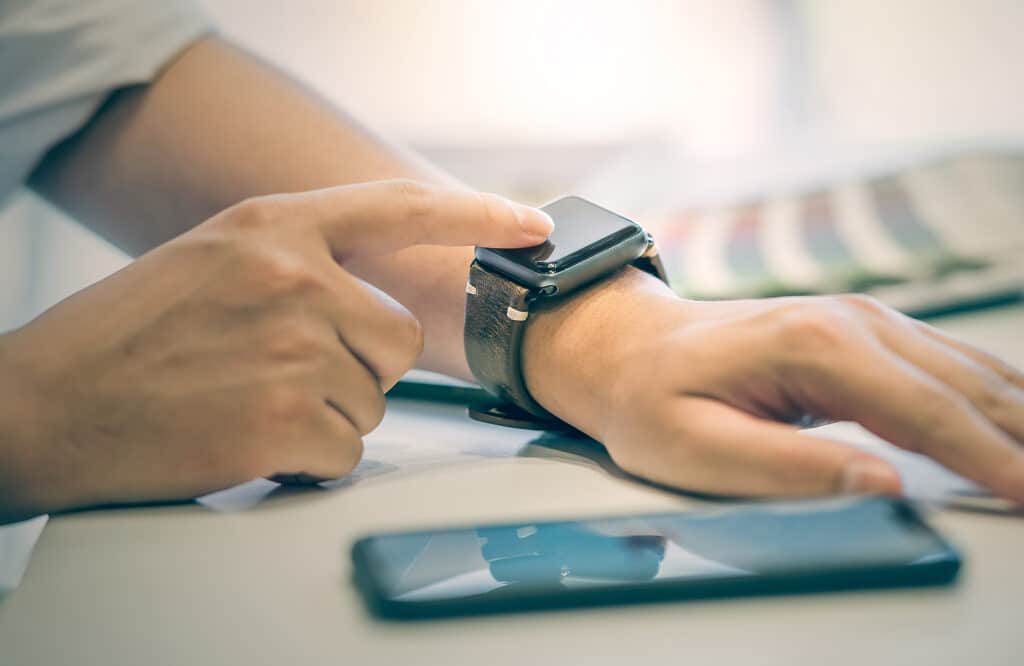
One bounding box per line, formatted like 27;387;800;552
0;515;48;601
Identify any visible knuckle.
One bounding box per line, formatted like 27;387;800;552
836;293;887;317
260;383;314;425
265;318;327;361
252;250;327;297
226;196;281;231
775;301;853;353
764;300;868;380
401;314;426;361
390;179;434;221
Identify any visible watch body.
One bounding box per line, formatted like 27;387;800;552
473;196;650;295
464;196;670;431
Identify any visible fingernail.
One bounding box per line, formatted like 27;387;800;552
510;201;554;238
841;460;901;495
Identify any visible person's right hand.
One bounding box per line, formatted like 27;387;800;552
0;180;553;522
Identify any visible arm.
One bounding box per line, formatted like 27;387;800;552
28;37;1024;503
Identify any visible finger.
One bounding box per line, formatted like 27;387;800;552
321;342;386;436
318;265;423;390
912;319;1024;391
276;409;365;482
808;340;1024;503
873;319;1024;444
284;179;554;259
614;397;901;497
839;296;1024;392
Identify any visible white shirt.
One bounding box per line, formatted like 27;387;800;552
0;0;213;203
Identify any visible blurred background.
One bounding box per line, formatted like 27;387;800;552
3;0;1024;330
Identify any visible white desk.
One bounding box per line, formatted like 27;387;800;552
1;305;1022;666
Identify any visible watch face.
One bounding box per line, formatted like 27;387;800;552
483;196;642;273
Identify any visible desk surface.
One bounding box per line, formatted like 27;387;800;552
2;305;1022;666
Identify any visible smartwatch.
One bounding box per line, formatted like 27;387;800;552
463;196;670;430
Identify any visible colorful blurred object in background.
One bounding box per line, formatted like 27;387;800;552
2;0;1023;330
643;152;1024;316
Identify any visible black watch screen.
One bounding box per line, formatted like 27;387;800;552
475;196;648;293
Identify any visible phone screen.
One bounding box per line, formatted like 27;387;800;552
352;497;959;615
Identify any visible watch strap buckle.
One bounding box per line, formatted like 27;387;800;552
467;398;579;433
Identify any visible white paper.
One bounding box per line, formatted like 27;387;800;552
0;514;48;600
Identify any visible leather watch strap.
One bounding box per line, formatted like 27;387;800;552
464;239;670;430
464;261;556;423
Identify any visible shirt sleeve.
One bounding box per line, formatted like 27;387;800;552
0;0;214;203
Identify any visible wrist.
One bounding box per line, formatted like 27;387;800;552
521;267;686;438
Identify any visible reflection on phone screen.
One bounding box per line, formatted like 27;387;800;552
361;497;954;603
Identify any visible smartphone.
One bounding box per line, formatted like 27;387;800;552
351;496;961;618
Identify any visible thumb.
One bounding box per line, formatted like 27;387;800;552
285;179;554;259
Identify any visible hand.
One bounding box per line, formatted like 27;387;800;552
524;269;1024;502
0;180;553;522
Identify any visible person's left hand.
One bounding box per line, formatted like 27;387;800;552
523;269;1024;502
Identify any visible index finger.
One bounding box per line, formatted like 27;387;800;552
284;179;554;260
